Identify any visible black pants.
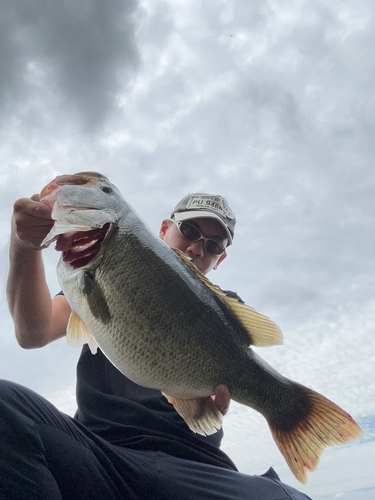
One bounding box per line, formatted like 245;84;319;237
0;380;312;499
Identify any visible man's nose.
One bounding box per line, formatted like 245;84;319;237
187;239;204;257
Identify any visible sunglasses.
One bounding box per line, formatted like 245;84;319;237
171;220;227;256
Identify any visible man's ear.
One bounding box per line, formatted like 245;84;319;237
213;252;227;270
159;219;170;240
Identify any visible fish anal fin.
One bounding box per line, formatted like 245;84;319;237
162;393;223;436
66;311;98;354
79;271;111;324
268;386;362;484
172;248;283;348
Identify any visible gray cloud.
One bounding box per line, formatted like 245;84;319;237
0;0;140;132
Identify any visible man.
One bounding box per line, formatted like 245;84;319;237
2;188;312;499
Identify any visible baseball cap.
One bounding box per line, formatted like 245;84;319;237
170;193;236;245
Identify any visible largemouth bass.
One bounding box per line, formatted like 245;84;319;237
40;172;362;484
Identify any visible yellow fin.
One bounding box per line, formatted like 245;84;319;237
172;248;283;347
269;386;362;484
162;393;223;436
66;311;98;354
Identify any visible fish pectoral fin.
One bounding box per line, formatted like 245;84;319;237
268;385;363;484
172;248;283;348
162;393;223;436
79;271;111;325
66;311;98;354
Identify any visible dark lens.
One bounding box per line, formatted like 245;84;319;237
179;222;201;242
205;240;225;255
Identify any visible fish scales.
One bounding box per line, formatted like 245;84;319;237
40;172;362;484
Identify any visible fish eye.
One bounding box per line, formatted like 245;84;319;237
101;186;113;194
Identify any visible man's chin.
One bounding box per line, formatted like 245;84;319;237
190;259;202;272
191;260;209;275
176;252;209;275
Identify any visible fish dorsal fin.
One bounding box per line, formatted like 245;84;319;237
66;311;98;354
172;248;283;348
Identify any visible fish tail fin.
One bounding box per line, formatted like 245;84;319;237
268;386;362;484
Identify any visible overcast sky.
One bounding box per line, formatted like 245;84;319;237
1;1;374;498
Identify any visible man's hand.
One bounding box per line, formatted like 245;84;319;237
213;384;231;416
11;195;54;252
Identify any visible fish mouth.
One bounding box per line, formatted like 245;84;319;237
56;223;111;269
40;172;108;200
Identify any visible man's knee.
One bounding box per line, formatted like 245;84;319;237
0;379;56;431
0;378;20;395
0;379;41;411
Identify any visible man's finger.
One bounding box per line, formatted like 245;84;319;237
214;384;231;416
14;198;52;221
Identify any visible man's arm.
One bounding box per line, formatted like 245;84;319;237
6;195;71;349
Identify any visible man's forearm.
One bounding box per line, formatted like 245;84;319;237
7;242;54;348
